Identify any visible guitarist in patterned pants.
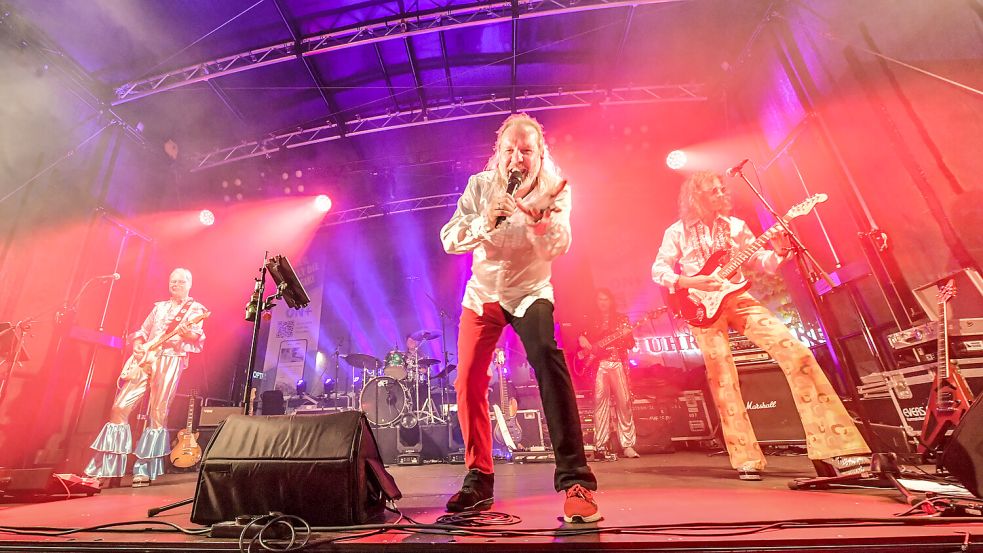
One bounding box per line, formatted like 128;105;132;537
651;171;870;481
578;288;640;459
85;268;207;488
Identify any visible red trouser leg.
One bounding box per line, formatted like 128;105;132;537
455;304;506;475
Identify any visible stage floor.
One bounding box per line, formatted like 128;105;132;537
0;450;980;552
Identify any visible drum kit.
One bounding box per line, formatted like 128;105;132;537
343;329;453;428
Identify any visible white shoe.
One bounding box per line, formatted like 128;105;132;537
623;447;640;458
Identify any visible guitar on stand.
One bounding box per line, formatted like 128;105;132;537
491;348;522;450
668;194;827;327
169;389;202;469
918;280;974;461
574;311;661;377
117;311;211;388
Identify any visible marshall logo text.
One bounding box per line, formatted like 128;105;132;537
746;400;778;410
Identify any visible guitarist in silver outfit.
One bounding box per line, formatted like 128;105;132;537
651;171;869;481
85;268;207;487
578;289;639;459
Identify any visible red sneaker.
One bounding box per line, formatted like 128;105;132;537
563;484;601;523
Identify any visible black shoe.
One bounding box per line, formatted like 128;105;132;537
446;469;494;512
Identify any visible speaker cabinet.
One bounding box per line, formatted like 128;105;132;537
191;411;400;525
737;362;806;444
943;394;983;497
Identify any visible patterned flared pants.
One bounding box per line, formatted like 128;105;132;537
691;292;870;470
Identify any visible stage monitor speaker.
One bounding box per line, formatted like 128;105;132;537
190;411;401;526
942;394;983;498
737;362;806;444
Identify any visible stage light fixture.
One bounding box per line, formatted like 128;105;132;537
199;209;215;226
666;150;687;170
314;194;332;213
322;378;335;395
295;379;307;395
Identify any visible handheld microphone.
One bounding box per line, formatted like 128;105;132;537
95;273;121;281
495;169;523;228
725;159;750;177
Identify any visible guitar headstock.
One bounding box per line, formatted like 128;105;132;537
783;193;828;221
937;279;957;305
191;311;211;324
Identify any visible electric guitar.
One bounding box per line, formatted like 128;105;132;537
169;389;202;469
491;348;522;448
117;310;211;388
668;194;827;328
918;280;973;456
574;311;661;376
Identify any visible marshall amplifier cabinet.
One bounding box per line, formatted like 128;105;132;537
736;362;806;444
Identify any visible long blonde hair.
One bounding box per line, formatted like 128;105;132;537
483;113;562;187
678;170;728;223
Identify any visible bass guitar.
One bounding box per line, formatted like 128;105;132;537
668;194;826;328
918;280;973;456
117;310;211;388
574;310;661;376
169;389;202;469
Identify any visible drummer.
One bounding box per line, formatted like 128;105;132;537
406;334;422;361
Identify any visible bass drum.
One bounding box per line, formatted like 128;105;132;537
359;376;410;427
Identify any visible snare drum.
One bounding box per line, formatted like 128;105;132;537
359;376;410;427
383;349;408;380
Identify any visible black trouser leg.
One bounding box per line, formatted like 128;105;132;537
507;299;597;492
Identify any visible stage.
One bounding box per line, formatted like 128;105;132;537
1;451;980;552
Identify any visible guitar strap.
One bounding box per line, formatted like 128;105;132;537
159;298;195;341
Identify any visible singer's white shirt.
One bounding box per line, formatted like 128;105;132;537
440;170;572;317
651;215;782;291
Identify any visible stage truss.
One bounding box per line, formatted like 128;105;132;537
320;193;459;227
191;84;706;171
112;0;682;105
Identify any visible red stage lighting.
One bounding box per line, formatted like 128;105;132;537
314;194;332;213
199;209;215;226
666;150;687;170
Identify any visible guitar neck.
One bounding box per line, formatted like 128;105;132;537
938;300;950;380
718;222;781;280
186;390;197;432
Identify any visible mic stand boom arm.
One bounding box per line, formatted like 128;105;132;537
732;166;883;456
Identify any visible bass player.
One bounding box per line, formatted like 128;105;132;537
84;268;207;488
651;170;869;480
577;288;640;459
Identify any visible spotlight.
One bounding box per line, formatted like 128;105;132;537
322;377;335;395
295;379;307;395
666;150;687;170
400;413;419;429
314;194;332;213
199;209;215;226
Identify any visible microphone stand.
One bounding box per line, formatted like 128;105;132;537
732;167;883;474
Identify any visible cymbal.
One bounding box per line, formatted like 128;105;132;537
432;363;457;379
417;358;441;368
342;353;382;370
410;329;441;342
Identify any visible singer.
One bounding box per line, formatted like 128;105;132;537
84;268;206;488
439;113;599;523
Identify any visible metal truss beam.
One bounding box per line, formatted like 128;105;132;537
112;0;682;105
320;193;460;226
191;83;706;171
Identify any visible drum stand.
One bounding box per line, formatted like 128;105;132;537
415;370;445;424
408;352;445;425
